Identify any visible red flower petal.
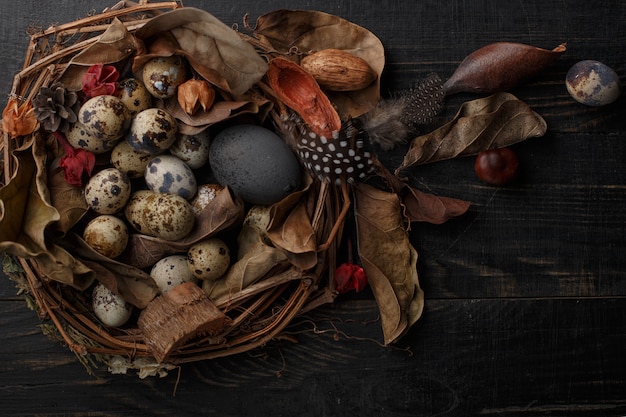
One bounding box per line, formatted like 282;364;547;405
82;64;120;98
335;263;368;293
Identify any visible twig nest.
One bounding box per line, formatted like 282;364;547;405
150;255;197;294
83;215;129;258
84;168;131;215
92;283;133;327
187;238;231;280
209;124;302;205
144;155;197;200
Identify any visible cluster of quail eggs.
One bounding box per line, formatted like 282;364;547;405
69;55;303;328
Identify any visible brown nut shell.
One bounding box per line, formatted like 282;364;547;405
301;49;377;91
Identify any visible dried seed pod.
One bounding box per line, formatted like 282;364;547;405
444;42;567;95
267;57;341;139
301;49;377;91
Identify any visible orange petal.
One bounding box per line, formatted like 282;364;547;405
2;98;38;138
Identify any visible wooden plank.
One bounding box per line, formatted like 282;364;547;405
1;297;625;416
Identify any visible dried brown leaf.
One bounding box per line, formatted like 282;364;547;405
47;166;88;236
134;8;268;95
72;236;158;309
253;9;384;118
444;42;567;95
58;18;141;91
266;176;317;270
397;92;547;171
32;244;95;291
353;182;424;345
0;136;60;258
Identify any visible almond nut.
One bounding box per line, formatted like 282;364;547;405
301;49;377;91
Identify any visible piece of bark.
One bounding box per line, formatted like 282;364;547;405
137;282;228;363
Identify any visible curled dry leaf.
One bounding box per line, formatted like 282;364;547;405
72;236;158;309
134;7;268;96
444;42;567;95
253;9;385;118
372;158;470;224
397;92;547;171
47;165;89;237
352;182;424;345
58;18;141;91
32;244;95;291
121;186;245;269
163;95;269;136
0;137;60;259
266;175;318;271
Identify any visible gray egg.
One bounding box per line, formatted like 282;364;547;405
209;125;302;205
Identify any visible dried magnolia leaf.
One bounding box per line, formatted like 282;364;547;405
444;42;567;95
253;9;384;118
353;183;424;345
397;92;547;170
72;236;159;309
121;186;245;269
58;18;141;91
0;136;60;258
134;8;268;95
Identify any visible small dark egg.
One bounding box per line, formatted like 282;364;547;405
209;125;302;205
566;60;621;106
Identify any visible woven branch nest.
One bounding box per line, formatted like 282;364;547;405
0;1;352;372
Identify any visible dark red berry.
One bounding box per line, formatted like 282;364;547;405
474;148;520;185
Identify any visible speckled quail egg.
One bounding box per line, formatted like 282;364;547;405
142;56;187;99
126;108;178;155
144;155;197;200
83;215;129;258
67;122;119;154
187;238;230;280
118;78;153;116
78;95;131;142
124;190;195;241
169;130;211;169
209;125;302;205
123;190;153;226
92;282;133;327
150;255;197;293
190;183;224;215
84;168;131;214
566;60;621;106
110;140;153;179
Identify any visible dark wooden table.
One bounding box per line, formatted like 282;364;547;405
1;1;625;416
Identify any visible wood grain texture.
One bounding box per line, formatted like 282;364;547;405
1;0;625;416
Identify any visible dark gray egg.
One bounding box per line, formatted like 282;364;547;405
209;125;302;205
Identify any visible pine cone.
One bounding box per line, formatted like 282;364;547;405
33;84;80;132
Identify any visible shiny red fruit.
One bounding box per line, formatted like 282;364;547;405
474;148;520;185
